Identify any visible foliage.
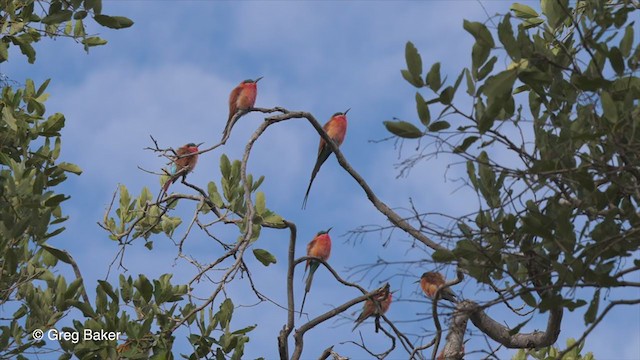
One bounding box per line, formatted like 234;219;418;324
512;338;594;360
0;0;133;63
387;0;639;355
1;0;259;358
0;75;82;358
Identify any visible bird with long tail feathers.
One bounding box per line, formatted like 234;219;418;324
159;142;202;199
299;228;332;318
352;283;392;331
302;109;349;209
223;77;263;141
419;271;457;303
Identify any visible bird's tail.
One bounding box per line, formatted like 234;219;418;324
162;177;173;193
299;264;317;318
299;290;309;319
156;174;174;203
301;176;316;210
222;111;240;143
301;149;331;209
352;314;365;331
441;289;457;303
304;267;315;294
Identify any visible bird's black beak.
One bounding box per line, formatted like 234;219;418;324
196;142;204;147
344;108;351;115
326;227;333;233
255;76;264;83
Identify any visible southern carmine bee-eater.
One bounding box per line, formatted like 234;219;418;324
161;142;202;194
299;228;332;318
419;271;457;303
352;283;392;331
301;109;349;209
223;77;263;141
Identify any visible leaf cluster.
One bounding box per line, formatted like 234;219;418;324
390;0;640;327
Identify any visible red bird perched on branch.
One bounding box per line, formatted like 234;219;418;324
161;142;202;194
299;228;332;318
352;283;392;331
223;77;263;140
420;271;457;303
302;109;349;209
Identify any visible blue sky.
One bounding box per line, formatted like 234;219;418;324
3;1;639;359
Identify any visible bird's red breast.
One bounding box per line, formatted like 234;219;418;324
420;271;451;299
360;287;392;319
306;233;332;268
318;114;348;152
234;82;258;110
174;144;200;172
378;289;392;314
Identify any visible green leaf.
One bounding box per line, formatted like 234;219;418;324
58;162;82;175
383;121;422;139
405;41;422;79
426;62;442;92
472;42;491;72
253;249;277;266
232;325;257;336
510;3;539;18
218;298;234;328
428;121;450;132
0;41;8;62
93;15;134;29
466;161;479;190
44;194;69;207
498;14;520;59
263;213;285;227
401;69;423;88
608;47;625;76
41;244;72;264
439;86;455;105
42;10;73;24
69;300;97;317
541;0;567;29
521;17;544;29
36;79;51;96
520;291;537;307
84;0;102;14
431;249;456;262
81;36;107;47
563;299;587;311
463;20;495;47
479;70;517;133
74;19;85;37
98;280;118;302
477;56;497;81
508;318;532;336
619;24;634;57
415;92;430;126
2;107;17;131
135;275;153;303
73;10;88;20
601;91;618;123
454;136;479;154
464;68;475;96
584;289;600;325
255;191;265;215
207;182;224;208
17;39;36;64
220;154;231;179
